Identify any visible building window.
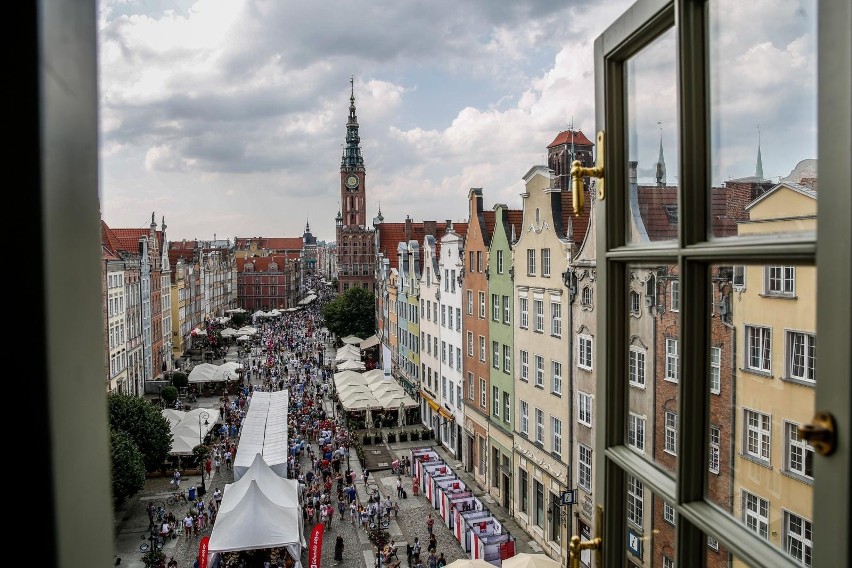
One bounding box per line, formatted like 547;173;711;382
448;306;453;329
497;250;504;274
503;392;510;423
534;408;544;444
665;411;678;455
551;360;562;395
787;331;816;383
627;413;645;453
746;325;772;372
664;501;677;525
550;301;562;337
551;417;562;457
492;294;500;321
519;297;529;329
534;480;544;528
467;332;474;357
709;425;720;474
630;290;640;315
492;386;500;417
710;346;721;394
479;378;486;408
520;350;529;381
745;409;771;464
534;299;544;332
626;475;643;527
765;265;795;296
479;291;486;318
476;251;483;272
541;248;551;277
441;341;447;364
468;372;475;400
469;251;475;272
456;308;461;331
479;336;486;362
663;557;675;568
743;491;770;539
664;337;679;381
578;392;592;426
492;341;500;369
784;511;813;567
670;280;680;311
503;295;511;324
785;421;814;480
628;347;646;388
519;468;528;513
581;286;593;306
707;537;719;552
503;345;511;373
441;305;446;327
534;355;544;388
527;249;536;276
520;401;529;435
578;445;592;492
578;334;593;370
467;290;473;315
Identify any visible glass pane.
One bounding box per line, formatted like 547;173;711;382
707;263;815;564
624;480;678;567
709;0;817;239
626;263;679;474
626;27;679;245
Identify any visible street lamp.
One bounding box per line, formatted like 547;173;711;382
198;410;210;493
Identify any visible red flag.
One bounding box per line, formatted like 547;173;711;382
198;536;210;568
307;523;325;568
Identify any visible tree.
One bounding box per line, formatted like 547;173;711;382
170;371;188;391
160;385;178;407
321;286;375;341
230;312;248;327
109;428;146;504
107;393;172;473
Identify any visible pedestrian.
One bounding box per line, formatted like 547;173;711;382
412;537;421;563
183;513;194;540
406;542;413;566
426;512;434;534
334;535;344;565
396;476;403;499
427;550;438;568
225;449;232;469
427;533;437;554
214;455;221;473
205;458;213;479
172;469;182;489
436;553;446;568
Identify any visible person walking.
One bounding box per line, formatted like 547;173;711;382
427;550;438;568
396;476;404;499
436;552;447;567
334;535;344;565
426;512;434;535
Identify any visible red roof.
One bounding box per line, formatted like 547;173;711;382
236;254;293;272
377;221;468;270
234;237;303;251
547;130;594;149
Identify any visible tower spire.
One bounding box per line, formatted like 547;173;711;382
656;121;667;187
342;77;364;169
755;124;764;179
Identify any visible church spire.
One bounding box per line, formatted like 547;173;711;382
755;125;764;179
342;76;364;169
656;121;667;187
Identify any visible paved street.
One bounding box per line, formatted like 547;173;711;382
113;340;536;567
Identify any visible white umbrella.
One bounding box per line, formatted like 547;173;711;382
501;553;561;568
444;560;494;568
236;335;252;341
398;402;405;427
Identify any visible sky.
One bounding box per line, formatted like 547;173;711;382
98;0;817;244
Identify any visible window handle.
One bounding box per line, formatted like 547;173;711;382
569;131;606;216
798;411;837;456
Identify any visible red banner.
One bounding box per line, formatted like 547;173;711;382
198;536;210;568
307;523;325;568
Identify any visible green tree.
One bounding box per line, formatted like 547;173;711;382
107;393;172;473
321;286;375;341
170;371;188;390
109;427;146;504
160;385;178;407
230;312;248;327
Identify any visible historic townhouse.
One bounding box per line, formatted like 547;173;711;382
419;232;443;436
387;268;400;381
396;238;420;397
438;222;467;455
102;237;129;394
462;188;496;485
512;165;576;560
487;203;523;511
169;257;191;364
236;255;298;313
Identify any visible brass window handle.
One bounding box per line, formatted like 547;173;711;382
569;535;602;568
798;411;838;456
569;130;606;216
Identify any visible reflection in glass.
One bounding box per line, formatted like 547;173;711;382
626;27;678;244
707;263;815;565
624;481;678;567
709;0;817;239
626;264;679;475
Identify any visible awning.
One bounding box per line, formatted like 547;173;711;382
437;406;454;421
425;397;440;412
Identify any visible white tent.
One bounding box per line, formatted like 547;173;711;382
163;407;221;455
359;335;381;349
211;361;243;382
377;391;419;409
188;362;242;383
335;344;362;361
337;359;366;371
207;480;304;564
233;391;289;480
220;328;239;338
236;334;252;341
339;391;381;412
333;370;364;386
340;335;363;345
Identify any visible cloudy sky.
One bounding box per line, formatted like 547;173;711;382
98;0;816;243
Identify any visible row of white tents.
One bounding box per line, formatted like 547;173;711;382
162;407;222;455
334;368;418;414
187;361;244;383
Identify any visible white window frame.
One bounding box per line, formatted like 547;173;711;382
665;337;679;381
664;501;677;525
519;297;529;329
551;416;562;457
626;474;643;527
745;325;772;373
534;407;544;444
496;250;504;274
578;445;592;492
578;334;593;370
787;330;816;383
578;391;593;427
520;350;529;381
670;280;680;311
550;301;562;337
628;346;646;388
520;400;529;435
743;490;769;539
710;345;721;394
467;290;473;315
627;413;645;453
479;378;486;408
479;291;486;319
534;299;544;332
492;341;500;369
534;355;544;387
765;265;795;296
503;345;511;373
783;510;813;567
541;248;551;277
551;360;562;395
744;409;771;464
492;385;500;417
785;421;814;481
467;331;474;357
527;249;536;276
665;411;678;455
492;293;500;321
468;372;474;400
709;425;720;474
479;336;486;362
503;295;511;324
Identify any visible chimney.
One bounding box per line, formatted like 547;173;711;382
445;219;453;234
628;161;638;185
424;220;437;237
405;215;412;243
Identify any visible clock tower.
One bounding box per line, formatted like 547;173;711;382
335;78;376;294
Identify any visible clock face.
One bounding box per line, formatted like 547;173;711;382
345;175;359;189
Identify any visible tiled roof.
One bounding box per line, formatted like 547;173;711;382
234;237;303;251
236;254;292;273
560;187;592;247
110;228;150;254
547;130;594;149
377;220;468;270
635;185;678;241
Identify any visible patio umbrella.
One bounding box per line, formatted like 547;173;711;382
501;553;561;568
444;560;494;568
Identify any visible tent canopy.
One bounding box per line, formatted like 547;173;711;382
340;335;363;345
336;359;366;371
359;335;381;349
188;362;243;383
233;391;289;480
163;407;221;455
